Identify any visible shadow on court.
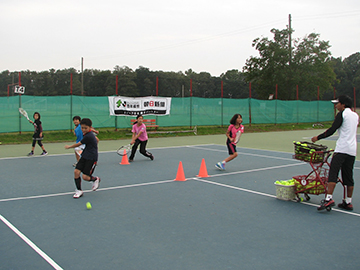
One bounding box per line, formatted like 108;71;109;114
1;144;360;270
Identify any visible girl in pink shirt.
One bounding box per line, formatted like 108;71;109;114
215;114;244;170
129;115;154;162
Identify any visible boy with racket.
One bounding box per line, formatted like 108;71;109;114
215;114;244;170
27;112;48;156
65;118;101;199
129;115;154;162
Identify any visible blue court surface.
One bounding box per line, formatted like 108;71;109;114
1;144;360;270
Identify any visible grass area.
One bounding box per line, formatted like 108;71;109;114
0;122;332;145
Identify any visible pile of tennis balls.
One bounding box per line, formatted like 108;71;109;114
275;179;295;186
275;179;296;200
294;179;325;194
293;141;323;162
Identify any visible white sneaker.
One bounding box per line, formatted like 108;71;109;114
73;189;83;198
215;162;225;171
92;177;101;191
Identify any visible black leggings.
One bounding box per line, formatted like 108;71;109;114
129;139;151;160
32;138;43;147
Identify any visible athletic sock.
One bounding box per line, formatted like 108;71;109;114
325;194;332;201
75;177;81;190
90;176;97;182
346;197;352;204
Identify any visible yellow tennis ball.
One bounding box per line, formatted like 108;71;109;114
86;202;92;210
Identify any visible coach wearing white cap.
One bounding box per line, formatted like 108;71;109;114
312;95;359;211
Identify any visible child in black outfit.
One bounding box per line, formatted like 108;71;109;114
28;112;48;156
65;118;101;198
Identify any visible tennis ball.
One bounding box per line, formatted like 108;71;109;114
86;202;92;210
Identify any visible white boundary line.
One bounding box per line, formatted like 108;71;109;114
209;163;304;177
187;145;299;161
0;214;63;270
0;143;217;161
0;180;175;203
193;178;360;217
187;145;360;170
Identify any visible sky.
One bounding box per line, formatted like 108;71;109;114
1;0;359;77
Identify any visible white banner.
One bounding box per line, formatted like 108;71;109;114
108;96;172;116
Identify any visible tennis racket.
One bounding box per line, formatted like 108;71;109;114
117;144;132;156
19;108;30;121
234;130;242;144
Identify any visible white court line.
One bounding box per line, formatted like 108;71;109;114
0;143;216;161
194;178;360;217
0;214;63;270
187;145;299;161
209;162;304;178
0;180;174;203
188;145;360;170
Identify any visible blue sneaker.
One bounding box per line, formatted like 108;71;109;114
215;162;225;171
27;152;34;156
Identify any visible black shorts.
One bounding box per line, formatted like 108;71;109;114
226;141;237;155
328;153;355;186
76;158;97;177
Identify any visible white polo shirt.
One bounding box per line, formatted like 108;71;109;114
335;108;359;156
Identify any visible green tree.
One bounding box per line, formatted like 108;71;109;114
113;66;138;96
135;66;156;96
331;52;360;105
243;28;336;100
220;70;248;98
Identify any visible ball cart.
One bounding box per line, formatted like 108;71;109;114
292;141;345;211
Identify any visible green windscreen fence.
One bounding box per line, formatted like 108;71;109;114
0;95;334;133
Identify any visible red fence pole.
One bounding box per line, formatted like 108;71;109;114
249;82;252;98
190;79;193;96
156;76;159;96
296;85;299;100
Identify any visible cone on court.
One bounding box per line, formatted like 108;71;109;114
120;150;130;165
197;158;209;177
174;161;186;181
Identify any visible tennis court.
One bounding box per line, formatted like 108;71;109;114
1;131;360;270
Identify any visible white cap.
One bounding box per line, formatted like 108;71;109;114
331;99;339;104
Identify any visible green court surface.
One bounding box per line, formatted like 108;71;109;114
1;130;360;270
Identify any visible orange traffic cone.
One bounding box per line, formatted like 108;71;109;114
120;150;130;165
174;161;186;181
197;158;209;177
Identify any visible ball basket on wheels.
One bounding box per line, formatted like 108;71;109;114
292;141;345;211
